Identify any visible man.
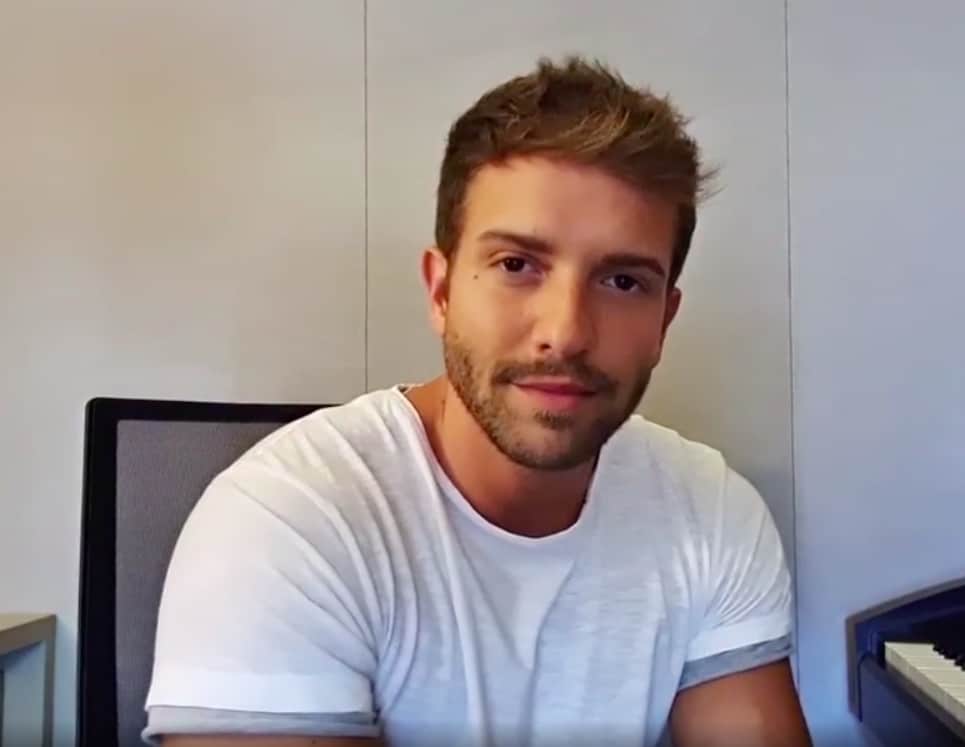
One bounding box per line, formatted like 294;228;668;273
144;57;811;747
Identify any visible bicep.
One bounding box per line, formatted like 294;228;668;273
669;659;811;747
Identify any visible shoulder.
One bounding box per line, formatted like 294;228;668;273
606;415;771;539
180;387;424;567
242;387;409;472
164;389;421;623
607;418;791;645
214;387;418;507
609;415;729;503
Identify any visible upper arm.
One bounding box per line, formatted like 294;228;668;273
670;460;808;746
686;466;793;665
669;659;811;747
146;463;382;742
162;737;382;747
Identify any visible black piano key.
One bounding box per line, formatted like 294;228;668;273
922;613;965;669
906;611;965;672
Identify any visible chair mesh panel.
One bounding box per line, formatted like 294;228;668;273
114;419;288;747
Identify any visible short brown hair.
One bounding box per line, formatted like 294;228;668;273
435;56;713;286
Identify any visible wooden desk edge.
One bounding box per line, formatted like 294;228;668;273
0;614;56;658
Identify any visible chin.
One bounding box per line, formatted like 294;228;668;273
502;430;597;472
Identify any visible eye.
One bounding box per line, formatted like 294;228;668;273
500;256;530;273
603;274;644;293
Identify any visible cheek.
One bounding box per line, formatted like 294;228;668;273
451;287;529;343
596;315;665;372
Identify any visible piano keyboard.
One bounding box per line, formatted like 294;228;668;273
849;578;965;745
884;641;965;727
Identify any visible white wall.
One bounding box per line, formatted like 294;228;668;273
788;1;965;744
4;1;963;745
0;2;365;744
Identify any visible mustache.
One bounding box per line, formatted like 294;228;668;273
491;359;617;394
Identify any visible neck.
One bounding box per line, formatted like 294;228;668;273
405;376;596;538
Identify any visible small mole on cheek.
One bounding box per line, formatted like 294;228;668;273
473;274;479;280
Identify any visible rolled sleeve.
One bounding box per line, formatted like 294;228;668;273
679;634;793;690
688;467;793;664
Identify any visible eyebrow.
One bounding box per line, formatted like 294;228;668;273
477;229;668;279
478;229;554;255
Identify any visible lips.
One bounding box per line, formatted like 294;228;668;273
513;378;595;395
511;379;598;416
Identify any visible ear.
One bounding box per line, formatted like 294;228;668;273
421;246;451;337
662;285;682;337
652;286;682;365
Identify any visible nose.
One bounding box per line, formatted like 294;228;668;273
531;275;595;359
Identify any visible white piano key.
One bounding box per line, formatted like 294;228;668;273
942;687;965;726
885;641;965;728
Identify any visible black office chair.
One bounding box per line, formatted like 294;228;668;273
77;397;329;747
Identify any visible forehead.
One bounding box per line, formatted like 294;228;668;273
459;156;677;263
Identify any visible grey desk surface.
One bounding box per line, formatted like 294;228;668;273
0;614;56;657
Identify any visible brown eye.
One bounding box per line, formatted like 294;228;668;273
607;274;641;292
501;257;527;273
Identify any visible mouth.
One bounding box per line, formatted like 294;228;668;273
512;378;597;411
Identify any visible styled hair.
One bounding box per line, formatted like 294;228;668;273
435;56;714;285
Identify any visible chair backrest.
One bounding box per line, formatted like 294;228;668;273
77;397;327;747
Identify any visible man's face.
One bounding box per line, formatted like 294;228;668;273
425;156;682;471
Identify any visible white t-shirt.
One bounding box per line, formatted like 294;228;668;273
144;385;792;747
